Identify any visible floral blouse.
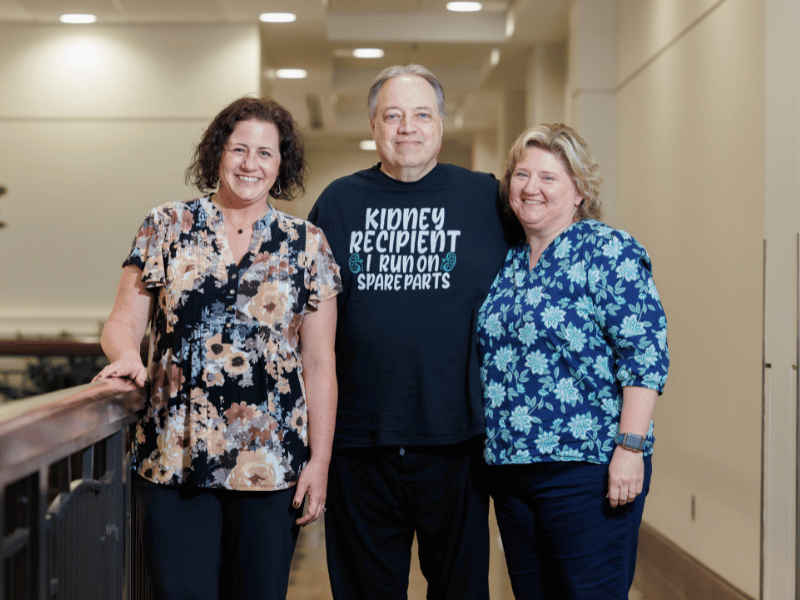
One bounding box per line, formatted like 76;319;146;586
478;219;669;466
126;197;341;491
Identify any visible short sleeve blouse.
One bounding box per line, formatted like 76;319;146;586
478;219;669;466
126;197;342;491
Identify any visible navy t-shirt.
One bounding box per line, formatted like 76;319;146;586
309;163;513;448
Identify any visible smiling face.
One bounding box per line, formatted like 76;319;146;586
217;119;281;207
371;74;443;182
509;145;584;244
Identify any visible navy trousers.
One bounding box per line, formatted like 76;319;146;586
134;473;301;600
325;440;491;600
489;457;651;600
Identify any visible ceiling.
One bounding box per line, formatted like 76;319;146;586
0;0;570;144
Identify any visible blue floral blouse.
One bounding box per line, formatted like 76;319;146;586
477;219;669;466
126;197;342;491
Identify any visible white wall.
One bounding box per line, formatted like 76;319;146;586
0;24;259;337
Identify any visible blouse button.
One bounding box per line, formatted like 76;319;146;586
226;323;231;329
231;274;237;280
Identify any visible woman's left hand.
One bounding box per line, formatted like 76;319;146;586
607;446;644;508
294;298;337;527
292;457;329;526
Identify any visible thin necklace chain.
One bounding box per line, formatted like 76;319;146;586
212;194;266;234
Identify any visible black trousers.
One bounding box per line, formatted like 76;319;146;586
325;440;491;600
134;473;301;600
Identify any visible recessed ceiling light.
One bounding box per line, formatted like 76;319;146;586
275;69;307;79
353;48;385;59
259;13;296;23
359;140;377;151
446;2;482;11
60;14;97;24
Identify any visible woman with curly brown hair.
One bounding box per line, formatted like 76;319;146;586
94;97;341;600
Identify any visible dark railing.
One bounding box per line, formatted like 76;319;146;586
0;341;108;356
0;340;147;402
0;380;147;600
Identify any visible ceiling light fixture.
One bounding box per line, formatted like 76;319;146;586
353;48;385;59
259;13;296;23
59;14;97;24
275;69;307;79
359;140;377;151
446;2;482;12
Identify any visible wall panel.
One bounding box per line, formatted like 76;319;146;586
616;0;723;85
615;0;764;595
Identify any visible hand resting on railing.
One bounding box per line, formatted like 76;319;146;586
93;354;148;388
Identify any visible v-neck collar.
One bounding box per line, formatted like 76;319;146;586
201;196;276;269
518;221;580;273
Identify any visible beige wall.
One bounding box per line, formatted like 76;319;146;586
525;42;567;129
567;1;618;226
613;0;764;596
763;0;800;597
272;142;376;220
0;23;259;337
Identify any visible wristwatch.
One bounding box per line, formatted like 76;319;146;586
614;432;649;452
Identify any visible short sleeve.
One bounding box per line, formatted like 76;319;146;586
122;208;166;289
304;224;342;311
586;227;669;393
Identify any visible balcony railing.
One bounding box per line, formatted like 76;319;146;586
0;379;147;600
0;339;148;402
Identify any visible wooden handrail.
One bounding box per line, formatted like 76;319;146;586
0;380;146;486
0;340;105;356
0;339;149;358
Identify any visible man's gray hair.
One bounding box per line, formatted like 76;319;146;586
367;64;446;120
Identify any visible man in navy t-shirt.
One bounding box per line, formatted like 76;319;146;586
309;64;512;600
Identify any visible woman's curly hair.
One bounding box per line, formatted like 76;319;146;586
186;97;306;201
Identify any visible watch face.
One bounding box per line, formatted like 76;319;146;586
627;436;644;450
617;433;644;451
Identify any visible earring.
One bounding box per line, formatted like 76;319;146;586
272;181;282;197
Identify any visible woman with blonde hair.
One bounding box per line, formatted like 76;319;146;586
478;124;669;599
